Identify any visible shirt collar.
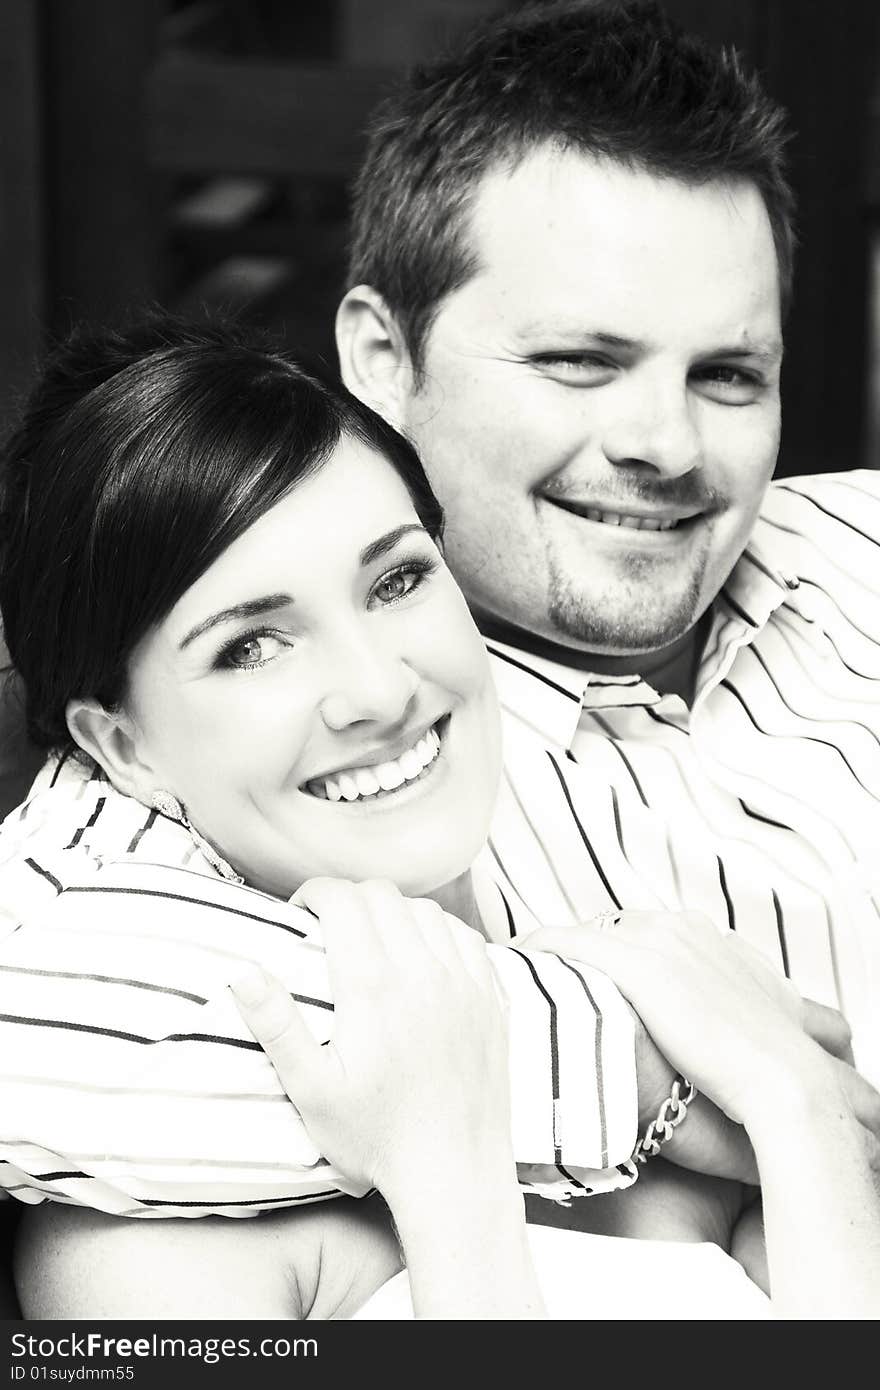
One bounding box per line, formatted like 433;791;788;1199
718;525;794;634
485;637;588;748
484;527;796;747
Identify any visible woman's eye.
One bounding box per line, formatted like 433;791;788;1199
374;570;417;604
371;561;433;607
218;632;286;670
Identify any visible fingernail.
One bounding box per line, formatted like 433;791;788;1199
229;964;268;1007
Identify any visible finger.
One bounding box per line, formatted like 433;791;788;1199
579;910;719;944
292;876;363;924
801;999;854;1062
440;909;496;981
725;935;803;1013
516;923;642;982
831;1056;880;1136
354;882;462;977
230;965;327;1102
293;879;388;1006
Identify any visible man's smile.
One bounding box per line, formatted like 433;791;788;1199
541;494;704;532
538;493;707;546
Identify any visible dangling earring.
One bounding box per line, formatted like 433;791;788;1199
150;790;245;885
151;789;184;822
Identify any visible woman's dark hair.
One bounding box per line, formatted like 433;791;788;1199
0;314;444;750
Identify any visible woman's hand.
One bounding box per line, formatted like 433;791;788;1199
516;912;878;1133
231;877;545;1319
232;877;516;1198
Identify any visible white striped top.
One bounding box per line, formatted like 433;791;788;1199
486;470;880;1086
0;755;637;1217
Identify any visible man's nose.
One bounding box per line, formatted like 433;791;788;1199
319;633;419;732
601;373;702;479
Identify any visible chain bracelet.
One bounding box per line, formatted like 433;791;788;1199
633;1075;697;1164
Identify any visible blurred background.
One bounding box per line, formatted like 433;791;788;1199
2;0;880;476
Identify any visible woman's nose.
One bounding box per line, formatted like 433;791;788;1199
319;640;420;732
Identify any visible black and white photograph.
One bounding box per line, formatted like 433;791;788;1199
0;0;878;1343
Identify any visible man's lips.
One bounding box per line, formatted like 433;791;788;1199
541;495;704;531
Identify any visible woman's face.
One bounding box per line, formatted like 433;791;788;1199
122;437;501;898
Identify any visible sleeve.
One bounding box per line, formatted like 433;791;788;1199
0;859;636;1217
489;945;638;1198
0;859;370;1216
477;874;638;1199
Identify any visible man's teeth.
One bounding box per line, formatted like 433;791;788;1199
309;729;441;802
584;508;678;531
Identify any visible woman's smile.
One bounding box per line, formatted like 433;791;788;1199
305;719;444;802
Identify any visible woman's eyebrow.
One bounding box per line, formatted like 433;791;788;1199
179;594;293;649
359;523;429;567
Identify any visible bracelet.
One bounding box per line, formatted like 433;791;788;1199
632;1075;697;1164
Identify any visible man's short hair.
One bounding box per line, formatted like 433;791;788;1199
347;0;796;380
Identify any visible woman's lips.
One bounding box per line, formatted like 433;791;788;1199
306;726;442;802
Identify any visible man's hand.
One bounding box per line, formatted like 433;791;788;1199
517;917;879;1183
632;1006;759;1182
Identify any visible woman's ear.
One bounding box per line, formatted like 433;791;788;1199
335;285;415;427
65;698;157;802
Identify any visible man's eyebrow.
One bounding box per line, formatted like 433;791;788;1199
179;594;293;649
360;523;430;567
699;342;784;365
517;325;647;353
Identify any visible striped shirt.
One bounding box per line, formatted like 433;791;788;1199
485;470;880;1085
0;755;637;1216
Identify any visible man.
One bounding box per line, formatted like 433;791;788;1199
335;0;880;1093
0;2;872;1296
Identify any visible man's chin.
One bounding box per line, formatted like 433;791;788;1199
547;588;703;658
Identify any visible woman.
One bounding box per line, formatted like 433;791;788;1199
1;317;877;1318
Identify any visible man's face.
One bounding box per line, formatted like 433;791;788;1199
396;148;783;658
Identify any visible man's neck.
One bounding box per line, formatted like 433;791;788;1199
478;611;712;705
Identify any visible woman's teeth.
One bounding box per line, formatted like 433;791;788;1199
308;729;441;802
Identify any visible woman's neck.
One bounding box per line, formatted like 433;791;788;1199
428;872;483;934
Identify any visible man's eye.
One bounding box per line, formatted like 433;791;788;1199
692;365;766;403
704;366;749;385
529;353;618;384
218;632;287;670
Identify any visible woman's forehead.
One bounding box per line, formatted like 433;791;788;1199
163;444;425;632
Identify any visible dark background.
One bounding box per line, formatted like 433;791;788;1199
2;0;880;476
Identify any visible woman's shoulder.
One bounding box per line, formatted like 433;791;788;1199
0;750;220;932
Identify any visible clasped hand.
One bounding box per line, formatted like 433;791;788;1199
232;878;517;1201
519;912;880;1168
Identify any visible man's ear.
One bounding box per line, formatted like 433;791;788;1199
65;698;158;803
335;285;415;427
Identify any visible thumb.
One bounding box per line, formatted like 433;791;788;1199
800;998;854;1063
230;965;328;1104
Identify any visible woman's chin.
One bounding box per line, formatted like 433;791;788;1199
242;851;478;906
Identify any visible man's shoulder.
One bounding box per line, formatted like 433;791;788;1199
754;470;880;589
763;469;880;524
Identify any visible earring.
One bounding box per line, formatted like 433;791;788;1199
150;790;245;885
151;789;184;822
